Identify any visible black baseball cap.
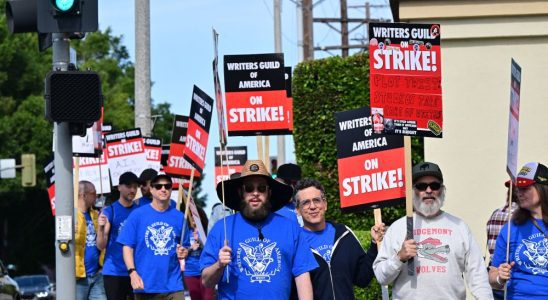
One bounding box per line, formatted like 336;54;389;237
139;168;158;184
119;172;139;186
277;163;302;181
151;173;172;185
412;162;443;183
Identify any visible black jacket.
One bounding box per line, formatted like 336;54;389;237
309;221;378;300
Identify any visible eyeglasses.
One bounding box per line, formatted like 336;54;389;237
299;197;324;209
243;184;268;193
152;183;172;190
414;182;442;191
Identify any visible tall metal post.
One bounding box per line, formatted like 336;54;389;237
52;32;76;300
135;0;152;136
302;0;314;60
274;0;285;166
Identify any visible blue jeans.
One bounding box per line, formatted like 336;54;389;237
77;271;107;300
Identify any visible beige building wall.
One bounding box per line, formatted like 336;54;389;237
397;0;548;266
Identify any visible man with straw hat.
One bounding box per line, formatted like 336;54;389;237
200;160;318;299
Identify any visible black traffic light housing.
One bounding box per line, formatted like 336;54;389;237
38;0;98;33
6;0;97;34
45;70;103;124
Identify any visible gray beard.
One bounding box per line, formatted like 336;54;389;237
413;190;445;218
240;199;272;221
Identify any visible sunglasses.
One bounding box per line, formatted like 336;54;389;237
243;184;268;193
152;183;172;190
414;182;442;191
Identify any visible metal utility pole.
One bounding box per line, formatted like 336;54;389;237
313;1;390;56
52;32;76;300
274;0;286;166
135;0;152;136
340;0;349;57
302;0;314;60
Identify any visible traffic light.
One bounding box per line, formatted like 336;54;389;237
38;0;98;33
45;70;103;123
5;0;98;34
21;154;36;187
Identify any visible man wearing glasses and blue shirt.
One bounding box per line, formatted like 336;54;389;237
373;162;493;300
201;160;318;299
294;178;386;299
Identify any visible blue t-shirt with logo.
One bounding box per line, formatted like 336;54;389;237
301;223;336;264
118;204;190;293
84;212;100;275
493;219;548;299
102;201;138;276
200;212;318;300
184;227;204;277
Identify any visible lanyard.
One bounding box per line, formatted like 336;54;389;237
531;218;548;239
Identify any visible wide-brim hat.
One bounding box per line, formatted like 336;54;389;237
216;160;293;212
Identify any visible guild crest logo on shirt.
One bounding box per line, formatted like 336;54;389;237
86;220;96;247
145;222;176;256
416;237;450;263
515;235;548;274
237;237;281;283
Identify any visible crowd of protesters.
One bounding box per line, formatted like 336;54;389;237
74;160;548;300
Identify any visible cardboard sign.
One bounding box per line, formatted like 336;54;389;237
105;129;148;186
164;115;201;178
335;106;406;211
183;86;214;174
285;67;294;132
75;154;111;194
213;29;227;146
214;146;248;185
44;159;56;216
224;53;291;136
369;23;443;138
506;59;522;180
144;137;162;171
72;111;104;157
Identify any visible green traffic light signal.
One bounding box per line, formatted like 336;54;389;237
51;0;77;13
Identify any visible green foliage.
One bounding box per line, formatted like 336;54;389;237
353;230;383;299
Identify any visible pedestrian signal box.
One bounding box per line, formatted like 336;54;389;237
45;70;103;123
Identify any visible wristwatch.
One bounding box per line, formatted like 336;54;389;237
127;268;136;275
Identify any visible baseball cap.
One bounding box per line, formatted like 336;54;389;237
412;162;443;183
516;162;548;187
276;163;302;181
150;173;172;185
119;172;139;186
139;168;158;184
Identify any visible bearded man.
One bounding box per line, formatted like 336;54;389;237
373;162;493;300
200;160;318;299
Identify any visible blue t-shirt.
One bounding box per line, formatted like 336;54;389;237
493;219;548;299
200;213;318;300
84;212;100;275
136;196;152;207
275;203;302;226
118;204;190;293
301;223;336;264
184;227;204;277
137;197;177;209
102;201;138;276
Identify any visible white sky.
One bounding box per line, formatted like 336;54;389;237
98;0;392;215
